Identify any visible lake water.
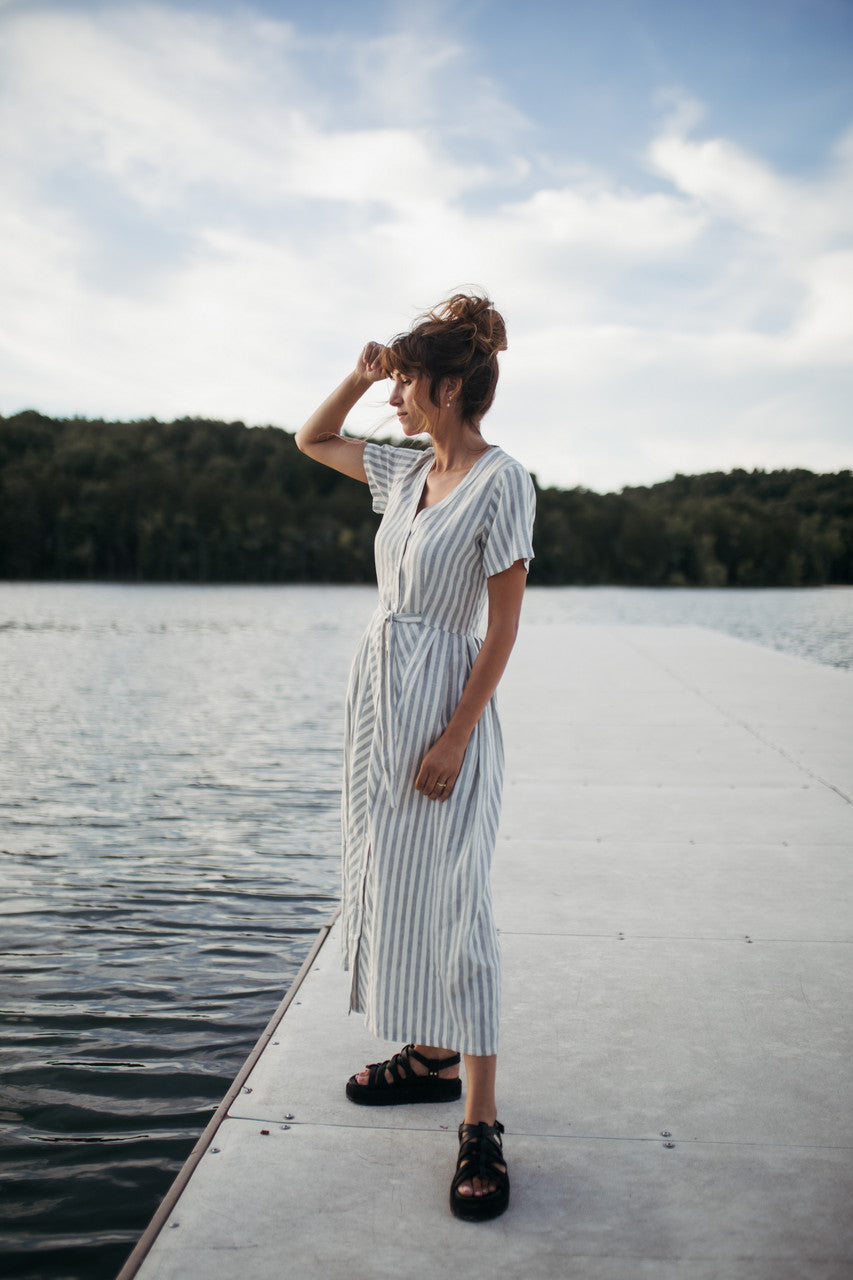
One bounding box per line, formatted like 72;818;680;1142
1;582;851;1280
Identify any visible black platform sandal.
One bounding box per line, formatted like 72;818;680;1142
345;1043;462;1106
450;1120;509;1222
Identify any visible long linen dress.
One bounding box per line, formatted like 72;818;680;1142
341;441;536;1057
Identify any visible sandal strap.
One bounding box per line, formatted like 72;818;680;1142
452;1120;507;1193
406;1045;462;1076
365;1044;418;1089
363;1043;460;1089
459;1119;505;1142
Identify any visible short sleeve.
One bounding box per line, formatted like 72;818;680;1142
362;442;421;514
482;461;536;577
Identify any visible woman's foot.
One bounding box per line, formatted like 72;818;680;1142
352;1043;460;1087
450;1119;509;1221
454;1108;501;1198
345;1044;461;1106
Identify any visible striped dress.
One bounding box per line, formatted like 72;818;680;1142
341;441;536;1057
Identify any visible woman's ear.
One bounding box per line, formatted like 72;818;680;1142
443;376;462;406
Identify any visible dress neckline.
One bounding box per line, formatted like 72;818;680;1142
413;446;500;519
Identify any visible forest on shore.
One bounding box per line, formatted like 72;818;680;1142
1;411;851;587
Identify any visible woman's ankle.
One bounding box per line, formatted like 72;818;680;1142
463;1109;498;1126
411;1044;460;1078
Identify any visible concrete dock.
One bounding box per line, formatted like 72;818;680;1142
118;624;852;1280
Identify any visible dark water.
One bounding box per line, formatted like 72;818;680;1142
0;585;370;1280
1;583;850;1280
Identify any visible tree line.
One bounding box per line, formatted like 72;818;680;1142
1;411;850;586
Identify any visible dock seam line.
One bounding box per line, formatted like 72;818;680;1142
206;1113;853;1152
496;930;853;943
620;630;852;807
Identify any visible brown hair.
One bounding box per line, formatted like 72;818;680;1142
379;291;507;425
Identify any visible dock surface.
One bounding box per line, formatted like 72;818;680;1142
120;625;852;1280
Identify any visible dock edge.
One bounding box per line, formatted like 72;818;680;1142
115;908;341;1280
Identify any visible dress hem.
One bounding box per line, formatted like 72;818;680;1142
354;1007;500;1059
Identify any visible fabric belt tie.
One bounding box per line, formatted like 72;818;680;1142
375;607;478;807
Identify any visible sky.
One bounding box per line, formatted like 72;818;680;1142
0;0;851;491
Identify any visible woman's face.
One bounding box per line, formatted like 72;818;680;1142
388;371;432;436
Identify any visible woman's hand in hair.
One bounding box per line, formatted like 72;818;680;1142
357;341;388;383
294;346;384;480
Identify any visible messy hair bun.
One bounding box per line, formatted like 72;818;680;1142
380;290;507;424
432;293;508;358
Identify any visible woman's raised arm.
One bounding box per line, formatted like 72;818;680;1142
294;342;387;481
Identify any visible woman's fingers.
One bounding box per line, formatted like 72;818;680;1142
431;774;454;801
359;341;387;380
417;774;454;801
415;733;467;800
414;763;459;801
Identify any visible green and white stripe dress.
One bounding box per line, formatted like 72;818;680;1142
341;441;536;1057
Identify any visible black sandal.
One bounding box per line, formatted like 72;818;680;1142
450;1120;509;1221
345;1043;462;1106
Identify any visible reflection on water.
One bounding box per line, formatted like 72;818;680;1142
0;582;850;1279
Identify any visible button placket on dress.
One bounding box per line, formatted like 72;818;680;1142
348;483;425;1003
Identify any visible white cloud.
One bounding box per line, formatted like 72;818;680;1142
788;250;853;363
650;108;852;251
647;104;853;371
0;3;849;489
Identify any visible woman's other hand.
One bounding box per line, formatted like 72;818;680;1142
415;730;468;801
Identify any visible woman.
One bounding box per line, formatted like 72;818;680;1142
295;292;535;1221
